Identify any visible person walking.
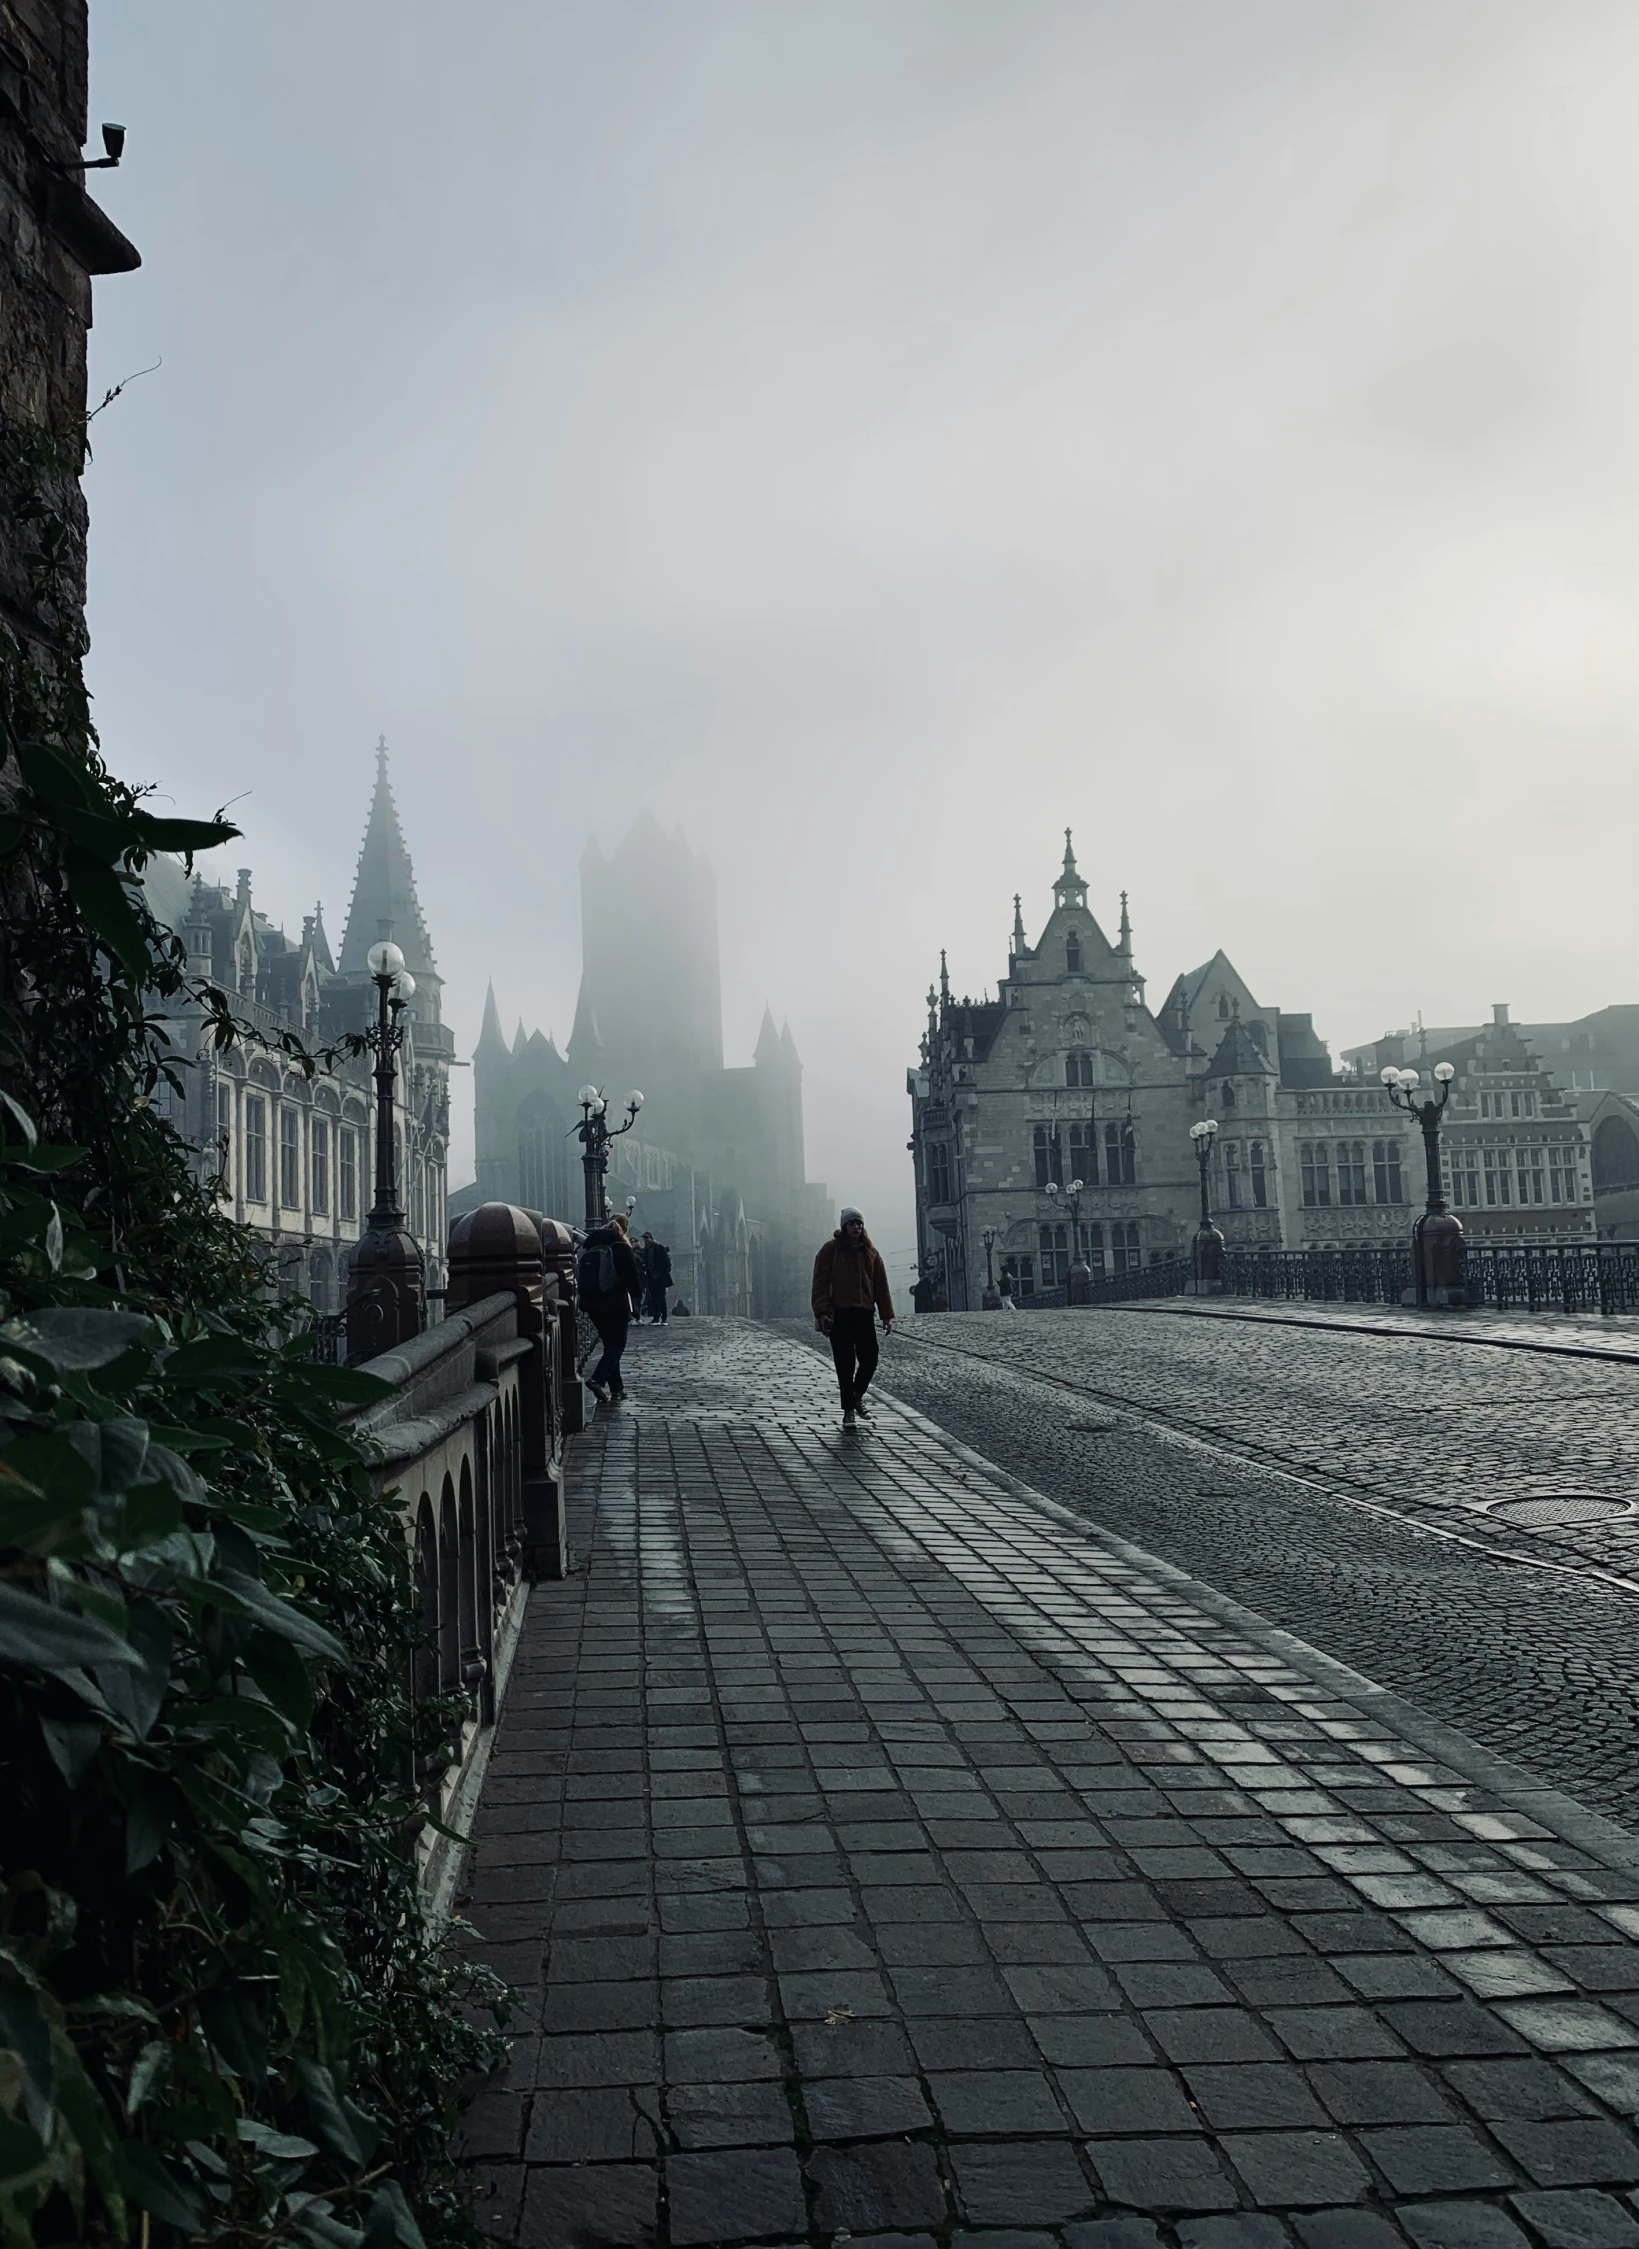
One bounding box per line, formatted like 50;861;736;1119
812;1206;894;1428
578;1210;643;1404
641;1231;673;1324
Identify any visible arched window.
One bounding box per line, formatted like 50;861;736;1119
1593;1116;1639;1193
1220;1081;1237;1110
1065;935;1082;974
1066;1051;1095;1088
1104;1120;1136;1184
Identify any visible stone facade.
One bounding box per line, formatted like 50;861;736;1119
0;0;137;657
908;835;1430;1307
146;743;451;1309
463;813;827;1317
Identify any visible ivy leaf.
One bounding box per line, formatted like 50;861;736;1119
125;2038;171;2117
39;1717;101;1787
0;1979;55;2138
0;1583;145;1680
210;1571;347;1666
0;1089;39;1150
62;844;152;980
294;2058;378;2166
118;2137;207;2230
362;2180;425;2248
8;1307;154;1371
236;2116;318;2162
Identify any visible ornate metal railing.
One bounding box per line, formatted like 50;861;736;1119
1222;1245;1411;1305
1218;1241;1639;1318
1018;1259;1190;1310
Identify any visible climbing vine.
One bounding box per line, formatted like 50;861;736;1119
0;419;506;2246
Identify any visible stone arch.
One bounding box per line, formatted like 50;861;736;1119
459;1456;489;1721
438;1473;460;1697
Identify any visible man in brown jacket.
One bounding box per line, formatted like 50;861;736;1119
812;1207;894;1427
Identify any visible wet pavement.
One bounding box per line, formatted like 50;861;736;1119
460;1319;1639;2248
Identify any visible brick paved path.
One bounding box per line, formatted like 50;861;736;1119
462;1321;1639;2249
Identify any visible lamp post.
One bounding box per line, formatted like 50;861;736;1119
576;1084;644;1227
1383;1062;1463;1307
346;940;426;1362
1189;1118;1224;1291
1045;1176;1092;1303
981;1226;1000;1310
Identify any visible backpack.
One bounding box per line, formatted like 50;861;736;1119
577;1243;618;1297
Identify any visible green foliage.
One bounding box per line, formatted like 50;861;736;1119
0;422;507;2245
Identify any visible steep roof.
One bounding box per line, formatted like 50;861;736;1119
337;738;439;981
1206;1013;1275;1079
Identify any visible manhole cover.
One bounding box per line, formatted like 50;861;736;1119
1487;1495;1632;1527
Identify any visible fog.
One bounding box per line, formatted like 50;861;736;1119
83;0;1637;1272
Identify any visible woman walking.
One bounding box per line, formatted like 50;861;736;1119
578;1210;644;1404
811;1206;894;1428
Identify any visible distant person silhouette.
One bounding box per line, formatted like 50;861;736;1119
812;1207;894;1428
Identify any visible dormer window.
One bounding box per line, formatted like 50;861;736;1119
1217;993;1230;1020
1065;935;1082;974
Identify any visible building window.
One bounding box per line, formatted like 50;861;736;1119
1067;1120;1096;1185
1371;1139;1403;1205
1112;1221;1142;1272
1549;1144;1577;1204
1038;1224;1069;1284
1483;1147;1511;1206
1299;1141;1331;1206
1104;1120;1135;1185
926;1142;952;1203
1066;1051;1095;1087
339;1128;358;1220
279;1107;300;1210
1451;1147;1480;1207
244;1095;268;1204
311;1117;330;1216
1249;1140;1268;1208
1034;1123;1063;1188
1084;1222;1106;1274
1224;1141;1242;1209
1519;1145;1545;1204
1337;1140;1368;1206
1065;936;1082;974
1005;1255;1036;1298
1217;993;1230;1019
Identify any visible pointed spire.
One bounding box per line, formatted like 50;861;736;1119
1011;893;1026;954
755;1002;781;1061
939;948;950;1005
1118;889;1132;957
567;979;604;1066
780;1019;800;1064
337;738;439;983
1053;827;1089;908
476;979;508;1056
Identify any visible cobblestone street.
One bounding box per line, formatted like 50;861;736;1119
461;1319;1639;2249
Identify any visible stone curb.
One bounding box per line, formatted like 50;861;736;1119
1119;1296;1639;1368
871;1380;1639;1874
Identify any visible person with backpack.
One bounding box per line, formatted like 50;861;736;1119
811;1206;894;1428
577;1211;644;1404
641;1232;673;1324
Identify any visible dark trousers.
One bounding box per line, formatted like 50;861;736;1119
646;1280;669;1323
589;1299;630;1393
829;1307;879;1407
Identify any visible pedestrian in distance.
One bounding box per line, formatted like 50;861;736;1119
578;1210;643;1405
641;1230;673;1324
812;1206;894;1429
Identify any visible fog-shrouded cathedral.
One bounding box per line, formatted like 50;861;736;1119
460;812;828;1316
909;832;1597;1309
145;741;452;1310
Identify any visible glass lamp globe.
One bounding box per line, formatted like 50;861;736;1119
1044;1179;1059;1197
1400;1069;1421;1090
366;940;405;979
577;1084;599;1109
1069;1178;1084;1194
627;1090;645;1111
392;971;416;1001
1202;1118;1218;1136
1380;1065;1401;1086
1434;1061;1455;1083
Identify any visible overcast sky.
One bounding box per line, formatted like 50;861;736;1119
85;0;1636;1264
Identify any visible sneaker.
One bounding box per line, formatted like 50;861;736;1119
852;1397;872;1419
842;1407;856;1428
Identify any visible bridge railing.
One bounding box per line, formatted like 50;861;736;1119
336;1202;583;1916
1218;1240;1639;1318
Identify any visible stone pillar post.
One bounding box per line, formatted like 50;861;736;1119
447;1202;570;1580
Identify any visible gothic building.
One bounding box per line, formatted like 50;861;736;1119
463;813;827;1316
146;742;451;1310
911;837;1602;1307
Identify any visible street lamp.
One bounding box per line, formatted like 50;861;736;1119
1383;1062;1464;1307
1046;1176;1092;1303
577;1085;644;1227
346;940;426;1361
981;1225;1000;1310
1189;1118;1224;1291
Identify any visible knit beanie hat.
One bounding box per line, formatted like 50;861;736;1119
840;1206;864;1226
